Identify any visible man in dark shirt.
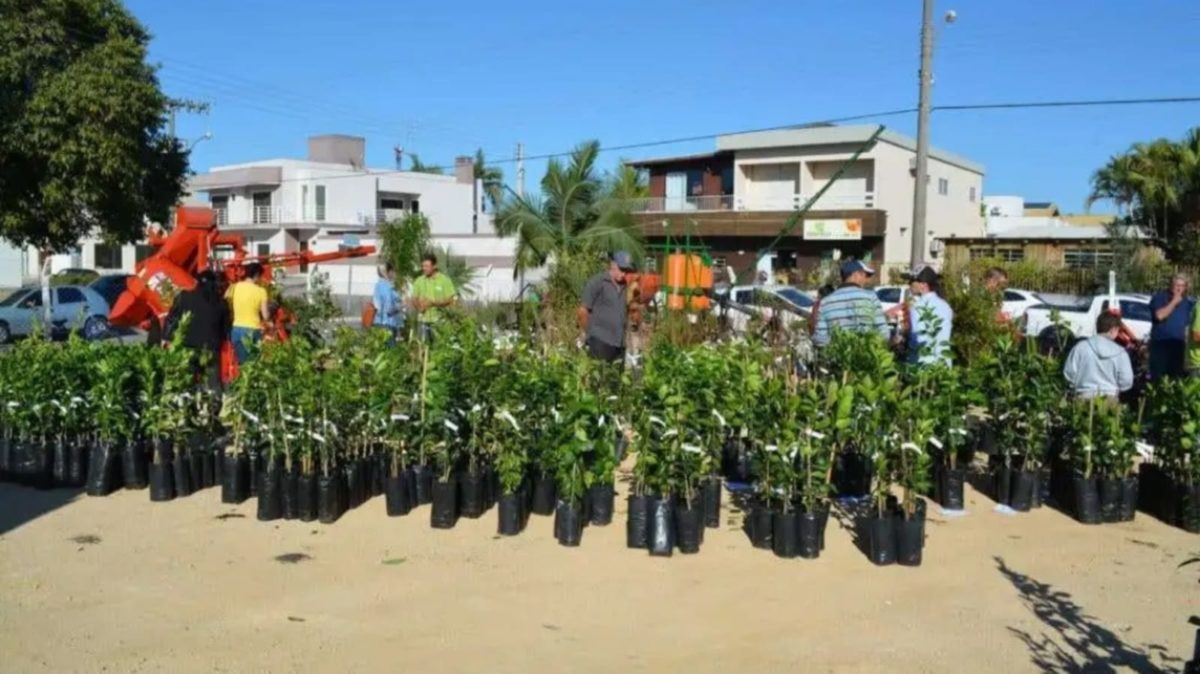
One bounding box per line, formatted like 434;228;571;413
1148;273;1193;379
166;270;230;392
579;251;635;363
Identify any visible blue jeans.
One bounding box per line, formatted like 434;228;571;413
231;327;261;364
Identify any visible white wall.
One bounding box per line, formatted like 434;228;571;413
0;242;25;288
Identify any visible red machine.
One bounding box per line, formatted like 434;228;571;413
109;206;376;378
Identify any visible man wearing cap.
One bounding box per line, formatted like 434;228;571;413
904;264;955;365
812;260;889;348
579;251;635;363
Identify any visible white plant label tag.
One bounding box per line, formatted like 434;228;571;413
929;437;944;449
444;420;459;432
310;432;326;443
649;416;666;427
901;442;922;453
712;410;726;428
681;444;702;454
241;410;260;424
806;429;825;440
765;444;779;452
1135;441;1155;459
391;414;410;422
499;410;520;431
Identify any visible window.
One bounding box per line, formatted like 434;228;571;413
876;287;902;304
18;291;43;308
379;198;404;210
256;243;270;257
720;165;734;195
301;185;309;220
1101;300;1153;323
937;178;949;196
210;194;229;209
93;244;123;269
0;290;33;307
410;199;419;214
969;186;977;203
56;288;85;304
315;185;326;222
135;245;156;262
1064;249;1114;269
734;290;753;305
1003;290;1025;302
970;246;1023;262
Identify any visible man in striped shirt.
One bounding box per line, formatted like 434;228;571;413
812;260;889;348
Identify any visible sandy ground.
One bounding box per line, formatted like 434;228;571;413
0;477;1196;674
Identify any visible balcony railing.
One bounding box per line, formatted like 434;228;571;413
627;195;735;213
252;204;273;224
214;208;228;226
736;192;876;211
629;191;876;214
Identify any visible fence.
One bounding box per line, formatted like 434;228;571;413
941;258;1196;296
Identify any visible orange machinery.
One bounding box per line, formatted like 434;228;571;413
109;206;376;378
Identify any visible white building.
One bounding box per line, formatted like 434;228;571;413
629;124;986;275
70;134;522;301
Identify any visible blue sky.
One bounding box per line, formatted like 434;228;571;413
131;0;1200;213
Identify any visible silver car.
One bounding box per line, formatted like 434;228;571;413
0;285;111;343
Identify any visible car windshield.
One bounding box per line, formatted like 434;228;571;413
0;289;33;307
775;287;814;308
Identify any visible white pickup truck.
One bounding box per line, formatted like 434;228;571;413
1023;293;1153;347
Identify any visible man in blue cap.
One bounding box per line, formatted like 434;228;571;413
812;259;889;348
579;251;636;363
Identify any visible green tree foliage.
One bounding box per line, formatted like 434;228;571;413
407;153;444;175
474;148;504;212
0;0;189;250
378;212;476;297
494;140;645;282
1088;127;1200;262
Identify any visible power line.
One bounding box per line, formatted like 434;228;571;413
265;107;920;183
934;95;1200;112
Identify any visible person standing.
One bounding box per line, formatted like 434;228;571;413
410;253;457;341
579;251;635;363
812;260;888;348
1148;274;1193;379
903;265;954;365
225;262;269;364
166;270;229;391
372;263;404;343
1063;313;1134;400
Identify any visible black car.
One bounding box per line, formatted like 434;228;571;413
89;274;133;310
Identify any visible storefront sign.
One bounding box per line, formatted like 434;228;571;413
803;219;862;241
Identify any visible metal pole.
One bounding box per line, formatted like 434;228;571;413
909;0;935;267
515;143;526;300
515;143;525;198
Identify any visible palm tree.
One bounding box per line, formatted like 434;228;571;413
494;140;644;283
429;244;477;298
474;149;504;212
407;153;445;175
605;161;649;201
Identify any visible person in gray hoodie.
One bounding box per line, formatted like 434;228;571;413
1063;313;1134;399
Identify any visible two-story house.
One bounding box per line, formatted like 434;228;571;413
629;124;985;279
71;135;521;300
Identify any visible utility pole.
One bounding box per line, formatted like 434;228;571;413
167;98;211;141
515;142;525;197
909;0;936;268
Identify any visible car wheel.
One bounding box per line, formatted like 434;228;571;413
0;321;9;344
83;316;109;341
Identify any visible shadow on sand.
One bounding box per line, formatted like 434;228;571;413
0;483;84;535
995;556;1181;673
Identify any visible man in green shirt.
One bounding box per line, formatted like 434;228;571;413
1188;302;1200;376
411;252;457;341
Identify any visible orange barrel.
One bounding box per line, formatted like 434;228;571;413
688;295;711;311
667;294;686;311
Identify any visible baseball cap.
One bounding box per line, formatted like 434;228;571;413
839;259;876;279
612;251;636;271
904;264;940;285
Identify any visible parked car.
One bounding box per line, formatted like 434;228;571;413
875;285;909;318
0;285;111;343
50;268;100;285
715;285;814;334
1023;293;1153;349
89;273;134;309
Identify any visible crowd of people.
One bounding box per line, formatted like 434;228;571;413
158;252;461;390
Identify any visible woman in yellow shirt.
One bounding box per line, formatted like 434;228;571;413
225;262;270;364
